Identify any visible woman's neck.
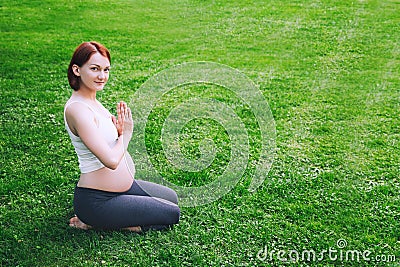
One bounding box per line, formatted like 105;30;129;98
72;89;97;102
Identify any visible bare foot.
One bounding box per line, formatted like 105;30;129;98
69;215;92;230
69;216;141;233
123;226;142;233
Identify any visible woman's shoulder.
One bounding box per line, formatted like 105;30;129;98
65;101;101;134
66;98;100;113
65;100;98;120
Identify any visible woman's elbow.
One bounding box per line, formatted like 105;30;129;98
103;158;120;170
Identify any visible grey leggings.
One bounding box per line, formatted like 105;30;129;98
73;180;180;231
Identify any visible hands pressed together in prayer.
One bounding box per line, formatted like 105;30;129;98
112;101;133;137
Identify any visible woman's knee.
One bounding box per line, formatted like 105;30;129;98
135;180;179;204
168;189;179;205
169;202;180;224
154;197;180;224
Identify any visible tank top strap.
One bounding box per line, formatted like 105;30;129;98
64;100;99;114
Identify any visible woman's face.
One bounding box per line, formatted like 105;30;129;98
73;52;110;92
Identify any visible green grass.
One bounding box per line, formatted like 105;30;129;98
1;0;399;266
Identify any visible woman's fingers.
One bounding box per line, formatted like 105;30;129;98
115;102;124;136
126;107;132;120
120;102;132;120
118;102;124;123
121;101;127;112
115;101;133;135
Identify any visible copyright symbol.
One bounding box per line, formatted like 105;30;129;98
336;239;347;249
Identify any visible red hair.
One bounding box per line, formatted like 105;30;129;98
67;41;111;91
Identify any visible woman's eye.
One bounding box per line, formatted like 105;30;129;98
91;67;98;71
105;68;110;72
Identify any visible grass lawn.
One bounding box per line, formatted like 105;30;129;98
1;0;399;266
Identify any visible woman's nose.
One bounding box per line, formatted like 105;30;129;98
98;71;105;79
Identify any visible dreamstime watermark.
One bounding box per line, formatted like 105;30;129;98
256;239;397;264
128;62;276;207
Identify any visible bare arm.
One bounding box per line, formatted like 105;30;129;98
65;101;133;170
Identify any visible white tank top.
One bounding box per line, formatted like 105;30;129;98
64;100;118;173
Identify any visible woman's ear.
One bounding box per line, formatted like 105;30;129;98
72;64;80;76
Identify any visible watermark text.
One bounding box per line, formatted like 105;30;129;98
256;239;397;264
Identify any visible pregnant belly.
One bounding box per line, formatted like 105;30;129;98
77;154;136;192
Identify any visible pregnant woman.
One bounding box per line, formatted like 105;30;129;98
64;41;180;232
